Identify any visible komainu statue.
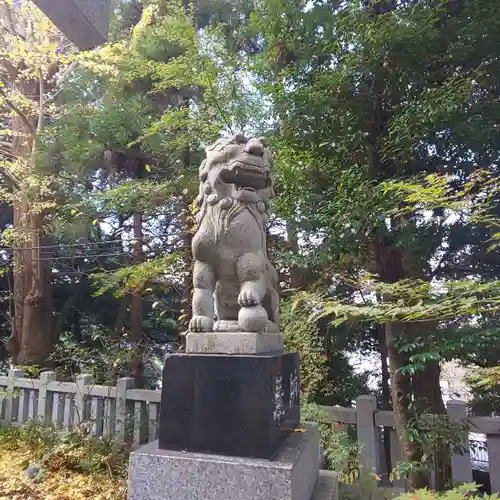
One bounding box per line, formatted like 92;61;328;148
189;134;280;334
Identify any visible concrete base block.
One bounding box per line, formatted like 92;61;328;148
185;331;284;354
314;471;339;500
128;423;320;500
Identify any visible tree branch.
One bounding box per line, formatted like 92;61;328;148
37;70;44;133
0;58;18;80
0;1;26;42
0;164;19;188
0;87;36;137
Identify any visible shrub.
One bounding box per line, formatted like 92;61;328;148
395;484;500;499
0;421;129;477
301;401;360;475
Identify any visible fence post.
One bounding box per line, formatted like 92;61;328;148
5;369;24;424
116;377;134;443
74;374;93;426
389;428;406;488
37;371;57;424
356;395;379;475
487;434;500;493
446;400;473;485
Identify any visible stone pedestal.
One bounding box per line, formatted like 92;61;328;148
128;329;326;499
186;331;284;354
159;351;300;459
128;423;321;500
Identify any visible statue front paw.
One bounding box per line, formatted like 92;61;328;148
189;315;214;332
238;288;260;306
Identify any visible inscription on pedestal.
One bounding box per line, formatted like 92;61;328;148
158;352;300;459
273;368;299;424
289;368;300;410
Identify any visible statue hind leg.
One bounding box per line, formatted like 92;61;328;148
263;261;280;333
263;287;280;333
189;260;215;332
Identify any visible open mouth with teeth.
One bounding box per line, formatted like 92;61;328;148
219;163;270;191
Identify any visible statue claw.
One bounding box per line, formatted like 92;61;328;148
238;288;260;307
189;315;213;332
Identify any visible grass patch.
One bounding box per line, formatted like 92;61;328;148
0;421;128;499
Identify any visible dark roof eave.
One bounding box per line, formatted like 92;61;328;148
32;0;110;50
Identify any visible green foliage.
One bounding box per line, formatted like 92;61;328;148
50;331;137;385
301;402;360;476
0;421;129;478
247;1;500;489
91;254;179;297
296;278;500;327
94;179;183;216
3;3;500;495
0;421;60;453
395;484;500;500
395;411;468;483
383;171;499;218
282;299;330;401
467;366;500;391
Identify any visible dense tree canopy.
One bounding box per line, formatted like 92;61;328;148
0;0;500;491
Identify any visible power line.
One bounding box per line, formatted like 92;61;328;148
0;250;169;261
38;252;133;261
0;236;171;251
0;239;126;250
41;248;169;261
41;252;166;261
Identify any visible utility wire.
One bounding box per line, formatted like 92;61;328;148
9;250;169;261
1;235;172;250
0;239;127;250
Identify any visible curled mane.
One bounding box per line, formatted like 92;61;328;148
207;201;263;245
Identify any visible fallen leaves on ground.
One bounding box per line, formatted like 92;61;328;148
0;447;126;500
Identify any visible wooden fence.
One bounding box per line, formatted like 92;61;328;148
0;370;499;492
321;397;500;493
0;370;160;445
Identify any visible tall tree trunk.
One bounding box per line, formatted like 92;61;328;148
414;361;450;490
385;322;428;491
373;237;429;490
180;202;193;330
286;220;313;289
130;211;145;388
409;322;445;414
9;79;53;367
377;324;393;483
410;320;450;490
366;70;439;487
179;97;193;331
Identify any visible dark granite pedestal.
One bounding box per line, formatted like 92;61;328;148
127;349;331;500
158;352;300;459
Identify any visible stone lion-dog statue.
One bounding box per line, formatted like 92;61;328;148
189;134;280;334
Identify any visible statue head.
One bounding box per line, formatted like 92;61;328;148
195;134;274;223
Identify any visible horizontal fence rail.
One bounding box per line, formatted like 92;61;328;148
320;398;499;493
0;370;499;492
0;370;160;446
